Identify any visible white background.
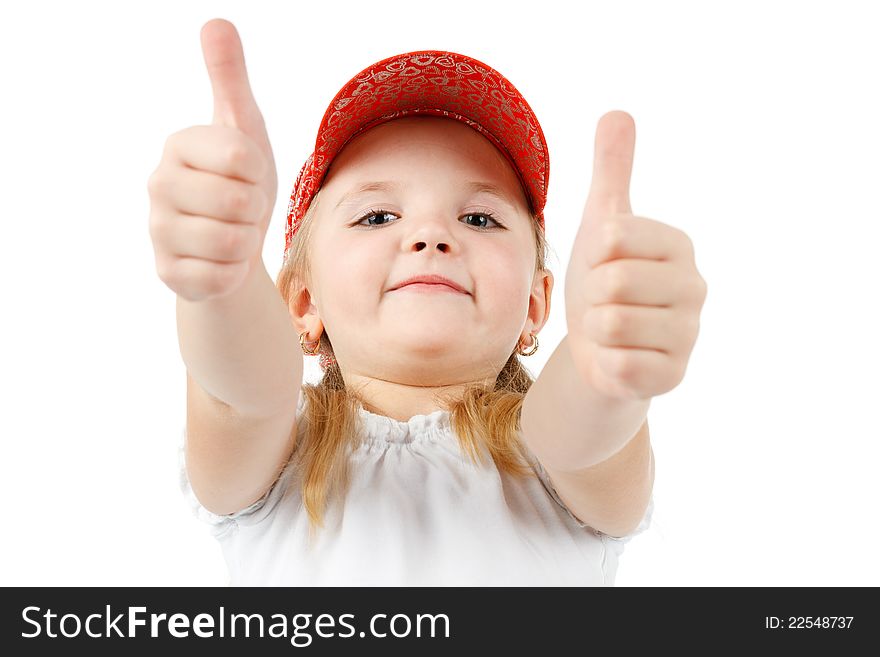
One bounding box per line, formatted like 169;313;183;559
2;0;878;587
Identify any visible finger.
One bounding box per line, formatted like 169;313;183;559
595;346;680;398
584;110;636;217
580;215;690;269
580;260;678;308
168;125;267;184
166;257;251;301
162;213;263;263
157;164;267;224
200;19;268;145
582;305;684;352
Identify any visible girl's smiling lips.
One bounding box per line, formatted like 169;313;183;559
394;283;467;295
389;274;470;295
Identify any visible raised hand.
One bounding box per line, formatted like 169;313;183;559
564;111;707;401
148;18;278;302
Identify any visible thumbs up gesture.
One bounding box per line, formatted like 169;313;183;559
565;111;707;401
148;19;277;302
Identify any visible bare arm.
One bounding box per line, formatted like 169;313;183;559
179;260;304;515
177;259;300;417
521;334;654;537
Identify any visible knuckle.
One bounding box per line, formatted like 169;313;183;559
604;265;629;299
147;214;164;245
146;170;165;196
148;210;175;249
683;270;707;304
680;229;695;254
154;256;174;285
194;263;222;297
225;142;250;169
163;130;185;157
161;133;176;154
226;187;249;212
217;225;246;259
616;353;640;384
604;349;632;380
601;219;627;251
166;127;186;143
224;225;258;260
601;307;626;339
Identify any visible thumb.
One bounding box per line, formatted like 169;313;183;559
200;19;268;144
584;110;636;217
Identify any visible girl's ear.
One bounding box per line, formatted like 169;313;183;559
288;284;323;335
526;269;553;336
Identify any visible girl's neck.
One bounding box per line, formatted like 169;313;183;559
345;370;496;423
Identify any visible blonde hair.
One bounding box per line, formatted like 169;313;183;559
275;188;554;535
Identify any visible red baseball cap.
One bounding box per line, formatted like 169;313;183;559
284;49;550;263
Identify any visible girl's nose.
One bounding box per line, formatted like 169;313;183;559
406;218;458;253
412;240;451;253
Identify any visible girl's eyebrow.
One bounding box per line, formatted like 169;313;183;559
464;182;520;211
335;181;399;209
334;180;520;211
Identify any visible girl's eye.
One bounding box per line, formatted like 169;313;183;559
355;209;397;227
354;209;504;229
462;212;502;229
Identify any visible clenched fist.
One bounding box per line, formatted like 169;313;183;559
148;18;278;302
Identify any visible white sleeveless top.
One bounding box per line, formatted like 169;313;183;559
179;393;653;586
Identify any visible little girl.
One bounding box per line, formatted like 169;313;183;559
151;20;704;586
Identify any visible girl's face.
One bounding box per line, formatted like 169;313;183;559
301;115;552;387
